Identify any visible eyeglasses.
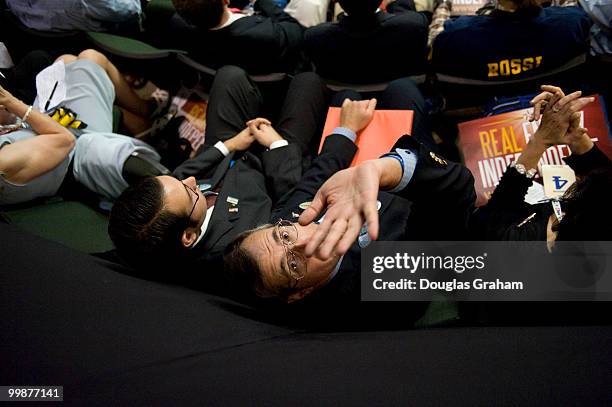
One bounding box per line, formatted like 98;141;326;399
182;182;200;220
275;219;307;281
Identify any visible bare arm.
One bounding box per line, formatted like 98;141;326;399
0;85;75;184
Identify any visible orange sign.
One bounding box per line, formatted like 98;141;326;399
319;108;414;166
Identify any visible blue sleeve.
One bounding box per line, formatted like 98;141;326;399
331;127;357;143
382;147;418;193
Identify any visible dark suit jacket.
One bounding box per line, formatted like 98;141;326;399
167;0;304;74
268;134;475;329
303;0;429;84
173;142;304;276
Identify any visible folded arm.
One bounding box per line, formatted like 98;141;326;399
0;86;74;184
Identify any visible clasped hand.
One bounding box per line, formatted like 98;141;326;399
224;117;285;152
529;85;593;147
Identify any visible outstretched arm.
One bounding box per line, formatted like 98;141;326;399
300;136;475;259
0;85;74;184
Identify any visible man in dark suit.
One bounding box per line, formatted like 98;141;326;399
223;82;475;328
160;0;305;74
107;66;328;281
303;0;429;84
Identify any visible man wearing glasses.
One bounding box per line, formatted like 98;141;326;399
223;89;476;328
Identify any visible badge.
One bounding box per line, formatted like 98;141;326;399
299;201;312;210
226;196;239;205
430;152;447;166
541;165;576;199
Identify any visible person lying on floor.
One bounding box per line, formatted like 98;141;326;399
107;65;329;286
0;49;167;206
222;82;475;329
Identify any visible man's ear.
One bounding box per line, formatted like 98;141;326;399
286;286;315;304
181;227;199;249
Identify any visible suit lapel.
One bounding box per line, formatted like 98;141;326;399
200;169;241;252
209;153;235;190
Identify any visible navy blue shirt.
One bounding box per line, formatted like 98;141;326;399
432;6;592;80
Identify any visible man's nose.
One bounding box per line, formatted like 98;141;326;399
293;223;317;250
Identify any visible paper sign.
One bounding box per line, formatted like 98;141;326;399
319;108;413;166
542;165;576;199
36;60;66;112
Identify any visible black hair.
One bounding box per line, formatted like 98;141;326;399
555;167;612;241
108;177;191;266
338;0;381;20
223;225;295;302
172;0;226;29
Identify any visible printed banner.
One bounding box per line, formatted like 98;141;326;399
458;95;612;206
171;86;208;152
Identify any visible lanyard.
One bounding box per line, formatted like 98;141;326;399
551;200;564;222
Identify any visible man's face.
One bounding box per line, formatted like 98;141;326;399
157;175;208;246
241;221;341;302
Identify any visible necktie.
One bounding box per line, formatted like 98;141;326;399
204;191;218;208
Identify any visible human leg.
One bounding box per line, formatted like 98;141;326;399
275;72;330;155
53;56;115;133
7;50;54;104
378;78;436;150
205;65;264;145
76;49;151;118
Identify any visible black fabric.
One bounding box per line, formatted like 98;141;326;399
2;224;612;405
0;49;53;104
152;0;304;74
0;223;291;387
304;1;429;84
121;154;167;185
